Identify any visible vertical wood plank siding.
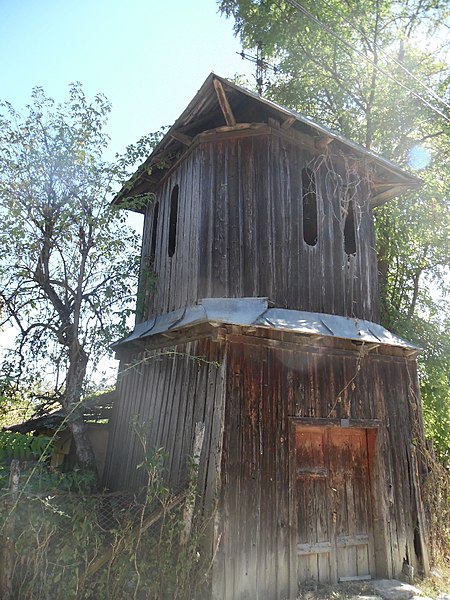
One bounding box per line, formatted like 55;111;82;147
214;336;424;599
111;124;424;599
104;339;226;498
105;332;425;599
137;130;379;324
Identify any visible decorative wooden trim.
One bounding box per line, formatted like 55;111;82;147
213;79;236;127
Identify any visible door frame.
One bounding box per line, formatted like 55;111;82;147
288;417;383;590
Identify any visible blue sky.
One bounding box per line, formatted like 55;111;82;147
0;0;254;156
0;0;256;379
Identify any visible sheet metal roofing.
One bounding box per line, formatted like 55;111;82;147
115;73;421;208
114;298;418;351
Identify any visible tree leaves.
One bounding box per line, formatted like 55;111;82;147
0;84;149;470
219;0;450;464
0;431;53;461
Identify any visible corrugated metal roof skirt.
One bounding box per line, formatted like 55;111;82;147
113;298;418;351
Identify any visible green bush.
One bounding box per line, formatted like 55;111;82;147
0;451;211;600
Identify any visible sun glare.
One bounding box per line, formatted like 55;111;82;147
407;144;432;170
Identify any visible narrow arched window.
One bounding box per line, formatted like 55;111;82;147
149;201;159;264
302;168;318;246
168;185;179;257
344;199;357;255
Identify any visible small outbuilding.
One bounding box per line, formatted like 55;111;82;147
5;392;113;477
104;74;429;599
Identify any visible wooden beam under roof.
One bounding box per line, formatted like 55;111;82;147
170;131;193;147
213;79;237;127
370;184;412;206
281;115;296;130
315;136;334;152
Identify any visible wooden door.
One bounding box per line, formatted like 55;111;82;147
295;426;375;584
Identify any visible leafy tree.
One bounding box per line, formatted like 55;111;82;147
0;85;142;477
219;0;450;464
0;383;43;428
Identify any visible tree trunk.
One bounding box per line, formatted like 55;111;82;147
69;416;99;478
63;340;99;485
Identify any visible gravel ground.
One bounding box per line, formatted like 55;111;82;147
297;577;450;600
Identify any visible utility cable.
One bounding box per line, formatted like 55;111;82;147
283;0;450;123
317;0;450;113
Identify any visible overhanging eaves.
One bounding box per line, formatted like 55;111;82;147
113;298;419;354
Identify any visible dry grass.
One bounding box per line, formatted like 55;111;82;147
418;563;450;599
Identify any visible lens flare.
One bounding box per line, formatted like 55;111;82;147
407;145;432;170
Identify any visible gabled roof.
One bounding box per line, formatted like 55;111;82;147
113;298;419;354
115;73;421;211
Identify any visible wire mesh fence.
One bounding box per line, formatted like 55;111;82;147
0;459;211;600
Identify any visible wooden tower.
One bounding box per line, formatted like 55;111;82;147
104;74;429;599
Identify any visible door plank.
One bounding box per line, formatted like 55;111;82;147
295;426;374;585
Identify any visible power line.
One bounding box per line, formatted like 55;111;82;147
317;0;450;113
238;42;279;95
283;0;450;124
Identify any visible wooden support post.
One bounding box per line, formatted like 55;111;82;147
1;459;20;600
180;421;205;546
213;79;236;127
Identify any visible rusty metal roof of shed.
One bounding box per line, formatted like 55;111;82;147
113;298;418;351
115;73;421;210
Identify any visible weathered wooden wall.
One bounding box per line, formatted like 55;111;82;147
105;329;426;599
214;331;425;599
103;338;226;501
138;128;379;324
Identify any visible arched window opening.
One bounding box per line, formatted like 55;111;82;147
344;198;357;255
302;168;318;246
168;185;179;258
149;201;159;264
